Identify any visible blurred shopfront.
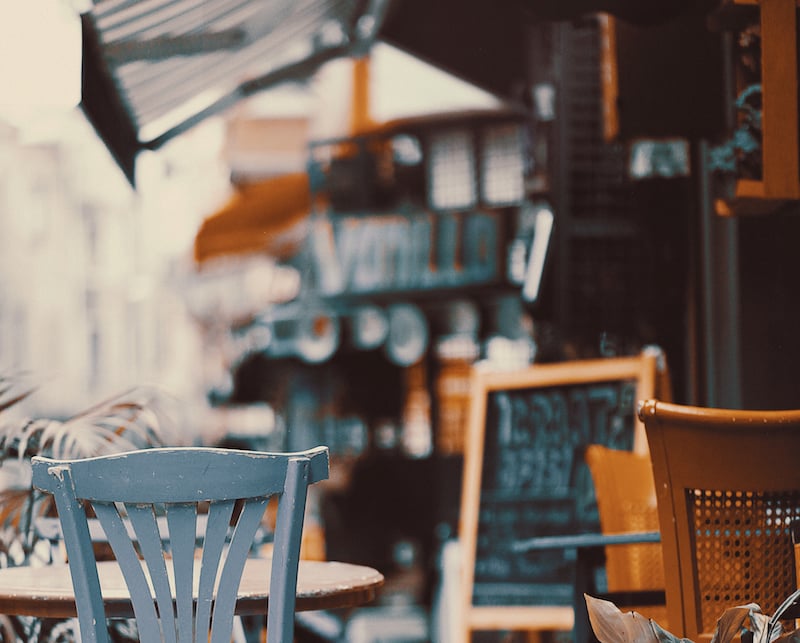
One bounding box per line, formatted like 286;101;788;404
191;109;541;600
77;0;800;413
187;91;695;615
72;0;800;631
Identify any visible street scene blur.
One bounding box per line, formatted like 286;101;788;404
2;0;800;641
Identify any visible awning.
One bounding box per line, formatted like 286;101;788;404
80;0;392;185
194;172;312;265
79;0;701;186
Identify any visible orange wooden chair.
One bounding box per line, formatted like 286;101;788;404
639;399;800;643
585;444;668;627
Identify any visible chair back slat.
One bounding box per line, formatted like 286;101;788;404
92;501;163;641
165;504;197;643
127;504;178;643
31;446;330;643
210;497;269;643
195;499;235;643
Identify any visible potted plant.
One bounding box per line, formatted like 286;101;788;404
0;371;179;642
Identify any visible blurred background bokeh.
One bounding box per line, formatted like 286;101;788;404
3;0;800;639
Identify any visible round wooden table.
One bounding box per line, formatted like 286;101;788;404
0;558;384;618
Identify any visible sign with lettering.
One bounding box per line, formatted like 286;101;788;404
458;353;658;636
308;210;501;295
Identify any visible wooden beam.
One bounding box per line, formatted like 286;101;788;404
758;0;800;198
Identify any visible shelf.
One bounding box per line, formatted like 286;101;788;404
714;195;789;216
723;0;800;211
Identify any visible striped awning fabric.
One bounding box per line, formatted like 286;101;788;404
80;0;391;184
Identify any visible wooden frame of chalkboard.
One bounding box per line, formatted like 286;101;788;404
458;352;658;637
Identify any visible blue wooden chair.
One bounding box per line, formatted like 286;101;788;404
31;446;329;643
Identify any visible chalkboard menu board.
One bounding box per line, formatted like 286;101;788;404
458;353;658;636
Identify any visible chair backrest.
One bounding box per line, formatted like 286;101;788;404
32;446;329;643
585;445;664;593
639;399;800;642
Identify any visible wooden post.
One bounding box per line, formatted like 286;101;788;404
350;55;373;136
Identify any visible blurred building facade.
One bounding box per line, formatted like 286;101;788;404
0;111;229;420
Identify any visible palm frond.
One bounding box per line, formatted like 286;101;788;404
62;385;181;450
0;489;35;529
6;419;52;462
0;375;182;552
0;370;38;415
0;384;179;463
